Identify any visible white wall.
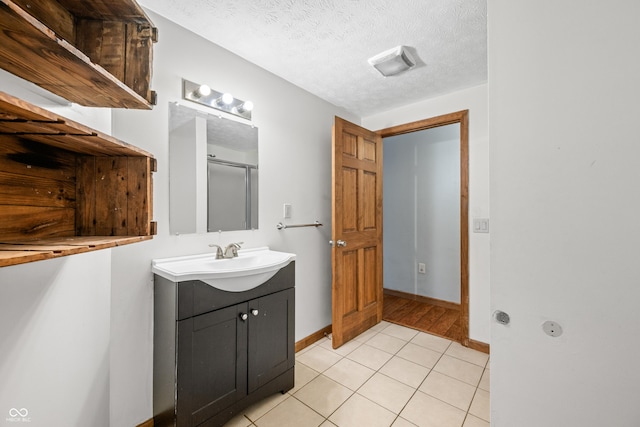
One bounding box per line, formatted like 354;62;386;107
109;10;357;426
383;125;461;303
0;69;112;135
0;251;111;427
363;84;490;343
489;1;640;425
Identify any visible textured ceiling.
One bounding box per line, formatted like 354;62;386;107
139;0;487;117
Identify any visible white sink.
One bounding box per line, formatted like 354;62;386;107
152;247;296;292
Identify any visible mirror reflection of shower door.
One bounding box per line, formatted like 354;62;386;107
208;160;257;232
250;167;258;228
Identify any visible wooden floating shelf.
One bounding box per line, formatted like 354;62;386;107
0;91;156;267
0;0;157;109
0;236;152;267
0;91;154;156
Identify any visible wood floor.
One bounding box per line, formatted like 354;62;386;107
382;292;462;342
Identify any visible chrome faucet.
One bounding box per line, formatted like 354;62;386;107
223;242;243;258
208;244;224;259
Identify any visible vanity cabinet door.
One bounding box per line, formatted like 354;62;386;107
177;303;248;426
247;288;295;393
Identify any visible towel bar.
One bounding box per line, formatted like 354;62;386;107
276;221;322;230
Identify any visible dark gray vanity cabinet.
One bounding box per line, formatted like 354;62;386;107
154;262;295;427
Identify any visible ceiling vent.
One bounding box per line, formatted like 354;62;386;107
368;46;416;77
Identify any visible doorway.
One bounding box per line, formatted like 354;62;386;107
330;111;469;348
378;111;469;345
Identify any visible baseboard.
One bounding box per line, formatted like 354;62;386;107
136;419;154;427
383;288;460;311
467;338;490;354
295;324;332;352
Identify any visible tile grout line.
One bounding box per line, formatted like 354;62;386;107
290;325;488;427
329;333;445;426
297;329;409;426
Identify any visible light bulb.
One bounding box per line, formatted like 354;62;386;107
236;101;254;114
194;84;211;98
241;101;254;112
220;93;234;105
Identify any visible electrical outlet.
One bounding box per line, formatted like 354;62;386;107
418;263;426;274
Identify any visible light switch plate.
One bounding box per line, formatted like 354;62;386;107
283;204;292;219
473;218;490;233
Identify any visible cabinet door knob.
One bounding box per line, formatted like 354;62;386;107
239;313;248;321
251;309;259;316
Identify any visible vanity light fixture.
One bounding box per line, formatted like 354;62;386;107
368;45;416;77
182;79;253;120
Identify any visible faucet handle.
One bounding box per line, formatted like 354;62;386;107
224;242;243;258
208;244;224;259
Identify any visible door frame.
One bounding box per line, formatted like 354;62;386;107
377;110;470;346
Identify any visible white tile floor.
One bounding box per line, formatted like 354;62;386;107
224;321;490;427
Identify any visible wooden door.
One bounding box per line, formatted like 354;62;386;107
331;117;383;348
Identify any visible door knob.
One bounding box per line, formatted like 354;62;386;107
239;313;248;321
251;309;259;316
329;240;347;247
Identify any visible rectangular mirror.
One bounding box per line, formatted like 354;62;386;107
169;103;258;234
